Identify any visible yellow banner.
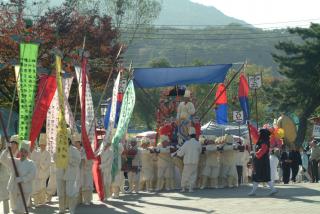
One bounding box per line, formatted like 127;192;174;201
55;56;69;169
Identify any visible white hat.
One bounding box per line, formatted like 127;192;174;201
199;135;206;144
141;137;150;145
39;133;47;145
10;135;19;143
72;133;82;143
160;135;169;143
20;140;30;152
224;134;234;144
188;127;196;135
184;90;191;98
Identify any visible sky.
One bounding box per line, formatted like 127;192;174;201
191;0;320;28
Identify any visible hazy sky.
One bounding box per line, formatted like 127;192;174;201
191;0;320;28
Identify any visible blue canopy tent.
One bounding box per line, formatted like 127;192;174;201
133;64;232;88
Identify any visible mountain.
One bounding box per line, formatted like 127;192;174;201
155;0;248;27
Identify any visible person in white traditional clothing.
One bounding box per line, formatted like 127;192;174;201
0;140;36;214
111;142;125;199
74;133;93;205
155;135;172;191
0;136;10;214
176;90;195;144
201;135;221;189
100;143;113;201
175;127;201;192
126;138;141;193
55;133;81;214
220;135;239;188
30;133;51;206
46;153;57;203
139;137;155;192
270;149;280;183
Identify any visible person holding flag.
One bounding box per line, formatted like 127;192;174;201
248;129;278;196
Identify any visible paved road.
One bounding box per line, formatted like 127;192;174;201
1;183;320;214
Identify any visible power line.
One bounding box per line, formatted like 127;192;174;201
120;34;300;41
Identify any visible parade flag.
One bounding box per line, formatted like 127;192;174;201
18;43;39;141
248;124;259;144
104;72;120;145
46;76;74;156
29;74;57;149
103;99;112;129
111;80;135;180
215;83;228;125
92;134;105;201
75;62;95;160
14;65;20;96
238;73;250;122
114;77;127;127
55;56;69;169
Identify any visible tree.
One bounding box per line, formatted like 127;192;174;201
272;23;320;145
0;0;122;111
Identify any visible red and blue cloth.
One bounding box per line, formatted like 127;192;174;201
238;73;250;122
215;83;228;125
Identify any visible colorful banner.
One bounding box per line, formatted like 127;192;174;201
18;43;39;141
75;62;95;160
46;76;74;156
14;65;20;96
111;80;135;180
104;72;120;145
55;56;69;169
29;74;57;149
238;73;250;122
92;133;105;201
215;83;228;125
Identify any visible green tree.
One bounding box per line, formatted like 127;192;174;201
148;57;170;68
272;23;320;145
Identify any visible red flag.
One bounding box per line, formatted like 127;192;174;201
248;124;259;144
81;58;95;159
29;75;57;149
238;73;249;97
92;133;105;201
215;83;227;104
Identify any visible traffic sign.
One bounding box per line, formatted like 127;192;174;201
248;75;262;89
233;111;244;122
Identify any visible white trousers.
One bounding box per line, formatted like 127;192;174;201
181;164;198;189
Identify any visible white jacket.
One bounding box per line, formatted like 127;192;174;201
177;138;201;164
204;145;219;167
31;149;51;180
176;102;195;120
0;160;10;201
0;149;36;195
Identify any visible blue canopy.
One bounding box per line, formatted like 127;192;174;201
133;64;232;88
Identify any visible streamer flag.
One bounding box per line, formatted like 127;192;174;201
29;75;57;149
104;72;120;145
18;43;39;141
55;56;69;169
215;83;228;125
238;73;250;122
46;76;74;156
75;61;95;160
111;80;136;180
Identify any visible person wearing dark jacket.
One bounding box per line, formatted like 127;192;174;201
248;129;278;196
289;146;302;183
280;146;291;184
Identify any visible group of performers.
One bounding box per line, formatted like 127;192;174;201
0;89;253;214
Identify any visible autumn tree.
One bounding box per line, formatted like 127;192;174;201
0;0;122;111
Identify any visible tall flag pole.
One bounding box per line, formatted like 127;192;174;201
238;73;250;123
215;83;228;125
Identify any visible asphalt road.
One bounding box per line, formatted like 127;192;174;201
1;183;320;214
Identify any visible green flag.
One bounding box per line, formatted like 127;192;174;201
111;80;136;180
18;43;39;141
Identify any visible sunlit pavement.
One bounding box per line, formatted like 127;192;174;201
1;183;320;214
